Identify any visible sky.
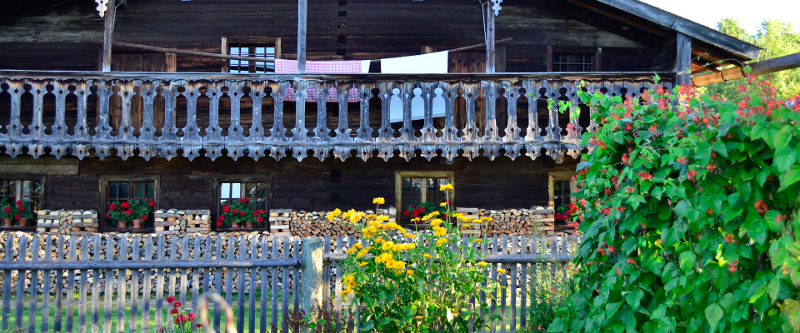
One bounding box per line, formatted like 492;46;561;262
638;0;800;35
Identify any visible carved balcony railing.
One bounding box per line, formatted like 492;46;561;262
0;71;671;162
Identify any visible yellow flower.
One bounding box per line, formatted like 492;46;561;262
431;219;443;227
436;238;448;246
343;274;355;287
327;208;342;222
375;215;390;222
463;224;471;229
385;260;406;270
439;183;454;192
477;261;488;267
480;217;493;222
497;268;507;274
473;239;483;243
406;270;414;276
373;197;385;205
356;249;369;258
342;288;353;296
359;262;368;268
376;253;393;264
353;243;363;249
440;202;447;207
423;254;432;258
346;248;357;255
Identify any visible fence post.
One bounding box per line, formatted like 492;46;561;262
301;237;323;333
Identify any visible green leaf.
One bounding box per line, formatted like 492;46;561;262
782;299;800;332
696;141;712;165
712;140;728;158
779;165;800;191
705;303;724;332
766;277;780;303
764;210;781;232
679;251;696;272
774;124;794;149
626;288;645;310
773;145;796;173
547;318;565;332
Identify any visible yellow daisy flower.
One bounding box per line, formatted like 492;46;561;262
373;197;385;205
439;183;455;191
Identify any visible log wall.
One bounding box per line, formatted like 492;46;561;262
0;0;653;72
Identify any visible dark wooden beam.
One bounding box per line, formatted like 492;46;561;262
560;0;671;38
297;0;307;73
101;0;116;72
676;33;692;86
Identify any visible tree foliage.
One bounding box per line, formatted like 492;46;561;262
703;18;800;100
549;76;800;333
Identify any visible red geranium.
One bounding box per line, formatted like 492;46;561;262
187;313;196;321
3;206;10;213
18;206;24;212
402;210;409;217
238;211;245;217
173;301;182;308
216;221;222;227
141;215;148;221
175;315;187;324
105;212;110;219
217;216;224;222
240;198;247;203
125;209;132;215
222;205;230;213
148;201;156;207
121;202;130;209
170;308;179;315
14;214;20;220
109;203;117;210
252;211;258;217
260;210;266;214
231;208;237;214
256;216;263;223
16;200;22;206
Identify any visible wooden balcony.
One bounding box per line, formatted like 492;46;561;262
0;70;671;162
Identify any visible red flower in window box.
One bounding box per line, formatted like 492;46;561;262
252;211;258;217
240;198;247;203
238;211;245;217
231;208;237;214
105;212;110;220
120;202;130;209
222;205;230;213
149;200;156;207
16;200;22;206
3;206;10;214
257;216;263;223
109;203;117;210
260;210;266;214
14;214;21;220
125;209;132;215
141;215;148;221
18;206;24;212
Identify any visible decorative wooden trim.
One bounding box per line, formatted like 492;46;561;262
394;171;455;213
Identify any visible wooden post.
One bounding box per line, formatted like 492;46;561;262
301;237;323;333
297;0;307;73
220;37;229;73
101;0;116;72
485;2;496;74
676;33;692;86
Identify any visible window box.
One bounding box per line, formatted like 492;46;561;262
213;176;271;231
100;176;159;232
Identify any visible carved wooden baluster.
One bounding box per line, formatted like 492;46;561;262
182;83;201;142
523;80;541;143
584;81;601;134
482;80;498;141
463;82;478;143
400;83;414;143
95;81;114;140
502;81;520;142
118;81;135;141
441;83;458;144
292;81;308;141
563;81;580;143
356;83;372;142
543;81;561;143
270;81;287;142
205;82;223;142
29;81;47;141
421;82;435;142
377;82;392;142
6;80;23;140
161;81;179;141
52;80;68;140
73;81;90;141
227;81;245;142
138;81;156;142
335;83;351;141
248;80;266;142
312;82;329;142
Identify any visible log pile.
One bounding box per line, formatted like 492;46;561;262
36;210;98;235
154;209;212;235
287;208;396;238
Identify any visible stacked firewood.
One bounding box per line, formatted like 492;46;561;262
287;208;396;238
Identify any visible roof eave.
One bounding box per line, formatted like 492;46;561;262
597;0;762;60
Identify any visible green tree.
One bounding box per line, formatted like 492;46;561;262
702;18;800;100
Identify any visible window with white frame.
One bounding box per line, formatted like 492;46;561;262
229;45;275;73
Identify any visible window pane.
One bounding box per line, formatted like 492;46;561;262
402;178;410;192
220;183;231;199
256;199;266;210
411;178;421;195
246;183;258;198
231;183;242;198
119;183;129;199
32;181;41;196
109;182;118;199
1;180;13;196
402;194;411;210
247;199;256;210
256;183;266;197
135;183;145;198
22;180;31;196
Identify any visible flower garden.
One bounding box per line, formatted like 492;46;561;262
318;73;800;333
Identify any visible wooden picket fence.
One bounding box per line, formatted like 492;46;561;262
0;232;579;333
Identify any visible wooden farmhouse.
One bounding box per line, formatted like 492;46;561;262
0;0;761;236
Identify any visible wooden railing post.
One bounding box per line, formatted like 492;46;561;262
301;237;323;333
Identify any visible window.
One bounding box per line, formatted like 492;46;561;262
395;171;455;222
214;176;271;230
101;176;159;231
229;45;276;73
552;54;594;72
549;172;576;209
547;46;602;72
0;177;43;227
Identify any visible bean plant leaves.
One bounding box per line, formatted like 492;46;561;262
705;304;724;332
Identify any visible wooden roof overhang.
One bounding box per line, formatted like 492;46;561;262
535;0;762;74
0;70;672;163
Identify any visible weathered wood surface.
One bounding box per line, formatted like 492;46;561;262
0;71;671;164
